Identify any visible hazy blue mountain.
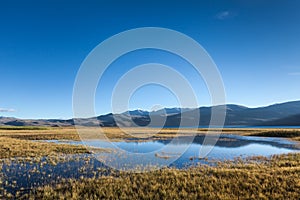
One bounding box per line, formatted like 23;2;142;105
151;108;193;116
122;110;150;116
261;114;300;126
1;100;300;127
122;108;192;116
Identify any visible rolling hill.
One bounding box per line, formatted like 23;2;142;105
1;100;300;127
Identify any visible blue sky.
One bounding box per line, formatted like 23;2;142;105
1;0;300;119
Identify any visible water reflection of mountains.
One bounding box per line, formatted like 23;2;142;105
128;135;300;150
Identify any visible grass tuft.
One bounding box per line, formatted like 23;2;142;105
25;153;300;200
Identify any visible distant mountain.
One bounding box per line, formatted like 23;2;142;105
122;110;150;116
0;117;74;127
260;114;300;126
224;101;300;125
1;100;300;127
122;108;192;117
166;101;300;126
151;108;193;116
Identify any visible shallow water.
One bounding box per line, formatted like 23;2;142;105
42;135;300;168
1;135;299;196
66;134;298;155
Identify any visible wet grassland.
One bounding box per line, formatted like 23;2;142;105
0;126;299;199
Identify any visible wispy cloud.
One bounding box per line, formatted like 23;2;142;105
0;108;15;112
215;11;236;20
288;72;300;76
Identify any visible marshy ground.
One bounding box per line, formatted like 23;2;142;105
0;126;300;199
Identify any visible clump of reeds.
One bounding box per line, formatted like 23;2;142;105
19;153;300;200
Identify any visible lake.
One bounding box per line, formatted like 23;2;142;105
60;134;300;169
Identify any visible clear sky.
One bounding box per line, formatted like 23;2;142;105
1;0;300;119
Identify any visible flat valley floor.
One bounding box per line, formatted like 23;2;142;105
0;127;299;199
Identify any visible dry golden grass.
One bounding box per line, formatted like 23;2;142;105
25;153;300;200
0;127;299;160
0;127;81;140
0;137;89;159
0;127;299;199
0;127;202;142
247;130;300;138
1;126;300;142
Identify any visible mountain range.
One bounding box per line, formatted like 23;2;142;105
1;100;300;127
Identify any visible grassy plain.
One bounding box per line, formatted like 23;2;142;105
25;153;300;200
1;126;300;141
0;126;299;199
